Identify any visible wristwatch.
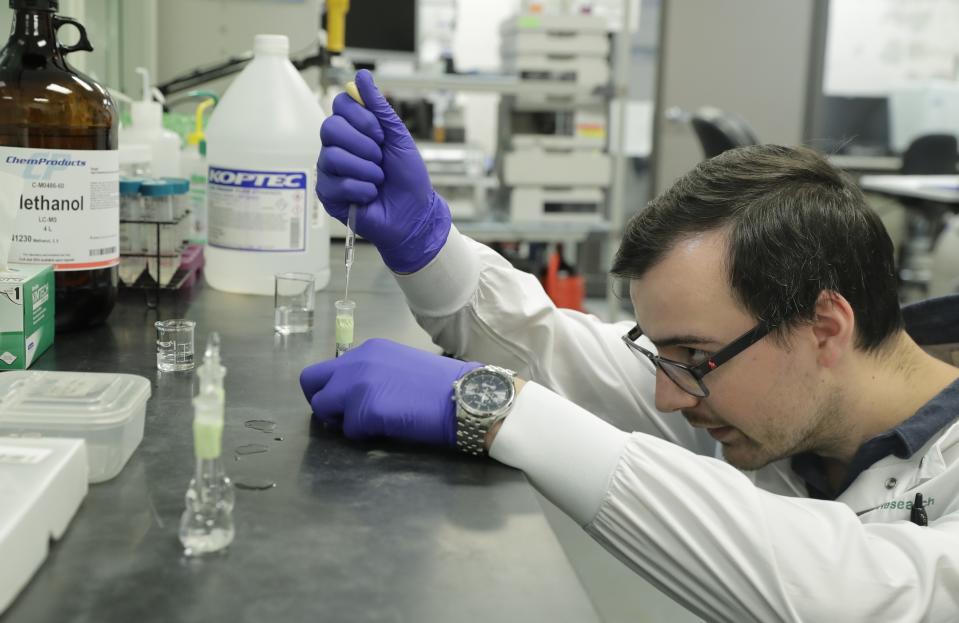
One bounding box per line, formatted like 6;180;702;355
452;365;517;455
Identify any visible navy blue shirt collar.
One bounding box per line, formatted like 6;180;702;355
792;376;959;500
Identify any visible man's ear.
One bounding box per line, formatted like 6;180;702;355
810;290;855;368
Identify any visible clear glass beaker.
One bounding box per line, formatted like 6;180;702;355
274;272;315;334
334;299;356;357
155;319;197;371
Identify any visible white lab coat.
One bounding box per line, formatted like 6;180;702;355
393;227;959;623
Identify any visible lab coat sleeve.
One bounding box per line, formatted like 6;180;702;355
394;227;714;452
491;382;959;623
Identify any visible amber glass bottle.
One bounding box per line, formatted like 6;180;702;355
0;0;118;330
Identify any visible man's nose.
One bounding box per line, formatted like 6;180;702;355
654;367;701;412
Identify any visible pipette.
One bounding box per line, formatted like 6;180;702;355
342;80;364;305
335;80;366;356
345;204;356;301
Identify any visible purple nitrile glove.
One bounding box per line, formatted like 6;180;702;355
316;69;452;274
300;338;482;446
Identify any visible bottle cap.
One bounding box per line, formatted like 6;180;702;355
130;67;163;130
253;34;289;56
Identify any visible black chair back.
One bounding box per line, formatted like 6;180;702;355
690;108;759;159
901;134;958;175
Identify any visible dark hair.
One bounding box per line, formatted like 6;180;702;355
611;145;903;351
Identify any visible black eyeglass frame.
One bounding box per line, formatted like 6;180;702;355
621;320;773;398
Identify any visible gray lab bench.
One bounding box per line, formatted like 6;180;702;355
1;244;600;623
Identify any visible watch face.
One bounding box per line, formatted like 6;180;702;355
460;370;513;414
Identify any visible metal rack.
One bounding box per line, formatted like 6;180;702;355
119;212;200;307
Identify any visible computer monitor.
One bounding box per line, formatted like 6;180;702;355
816;97;890;156
338;0;417;67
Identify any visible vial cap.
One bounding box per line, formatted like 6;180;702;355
139;179;177;197
119;178;144;195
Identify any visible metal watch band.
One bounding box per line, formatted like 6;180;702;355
455;412;490;456
454;365;516;456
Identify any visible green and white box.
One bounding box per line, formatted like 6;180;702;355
0;264;54;370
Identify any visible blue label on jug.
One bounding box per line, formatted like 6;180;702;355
206;166;309;252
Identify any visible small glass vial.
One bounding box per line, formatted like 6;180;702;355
140;179;176;222
140;179;184;259
165;177;192;250
334;299;356;357
119;178;144;254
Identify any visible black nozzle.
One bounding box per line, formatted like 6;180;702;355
10;0;59;10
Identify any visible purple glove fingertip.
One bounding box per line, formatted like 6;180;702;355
354;69;416;150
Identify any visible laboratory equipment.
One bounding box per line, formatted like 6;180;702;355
0;0;119;331
181;98;215;244
141;179;183;286
204;34;330;295
420;142;496;220
179;333;235;557
140;179;177;222
274;272;315;335
0;370;151;482
0;438;87;615
334;299;356;357
119;178;144;257
120;67;182;177
164;177;192;253
498;12;611;224
345;205;357;301
343;80;365;304
501;13;609;89
155;319;196;371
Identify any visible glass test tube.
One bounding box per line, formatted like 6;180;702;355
334;299;356;357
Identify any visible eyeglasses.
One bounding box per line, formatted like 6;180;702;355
621;320;772;398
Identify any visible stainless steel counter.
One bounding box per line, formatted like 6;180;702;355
1;244;599;623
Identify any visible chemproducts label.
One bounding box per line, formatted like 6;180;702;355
2;147;119;271
206;166;308;252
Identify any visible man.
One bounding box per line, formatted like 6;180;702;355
302;70;959;620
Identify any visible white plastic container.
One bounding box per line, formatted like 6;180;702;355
204;34;331;295
0;371;151;483
119;67;181;177
0;437;87;615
